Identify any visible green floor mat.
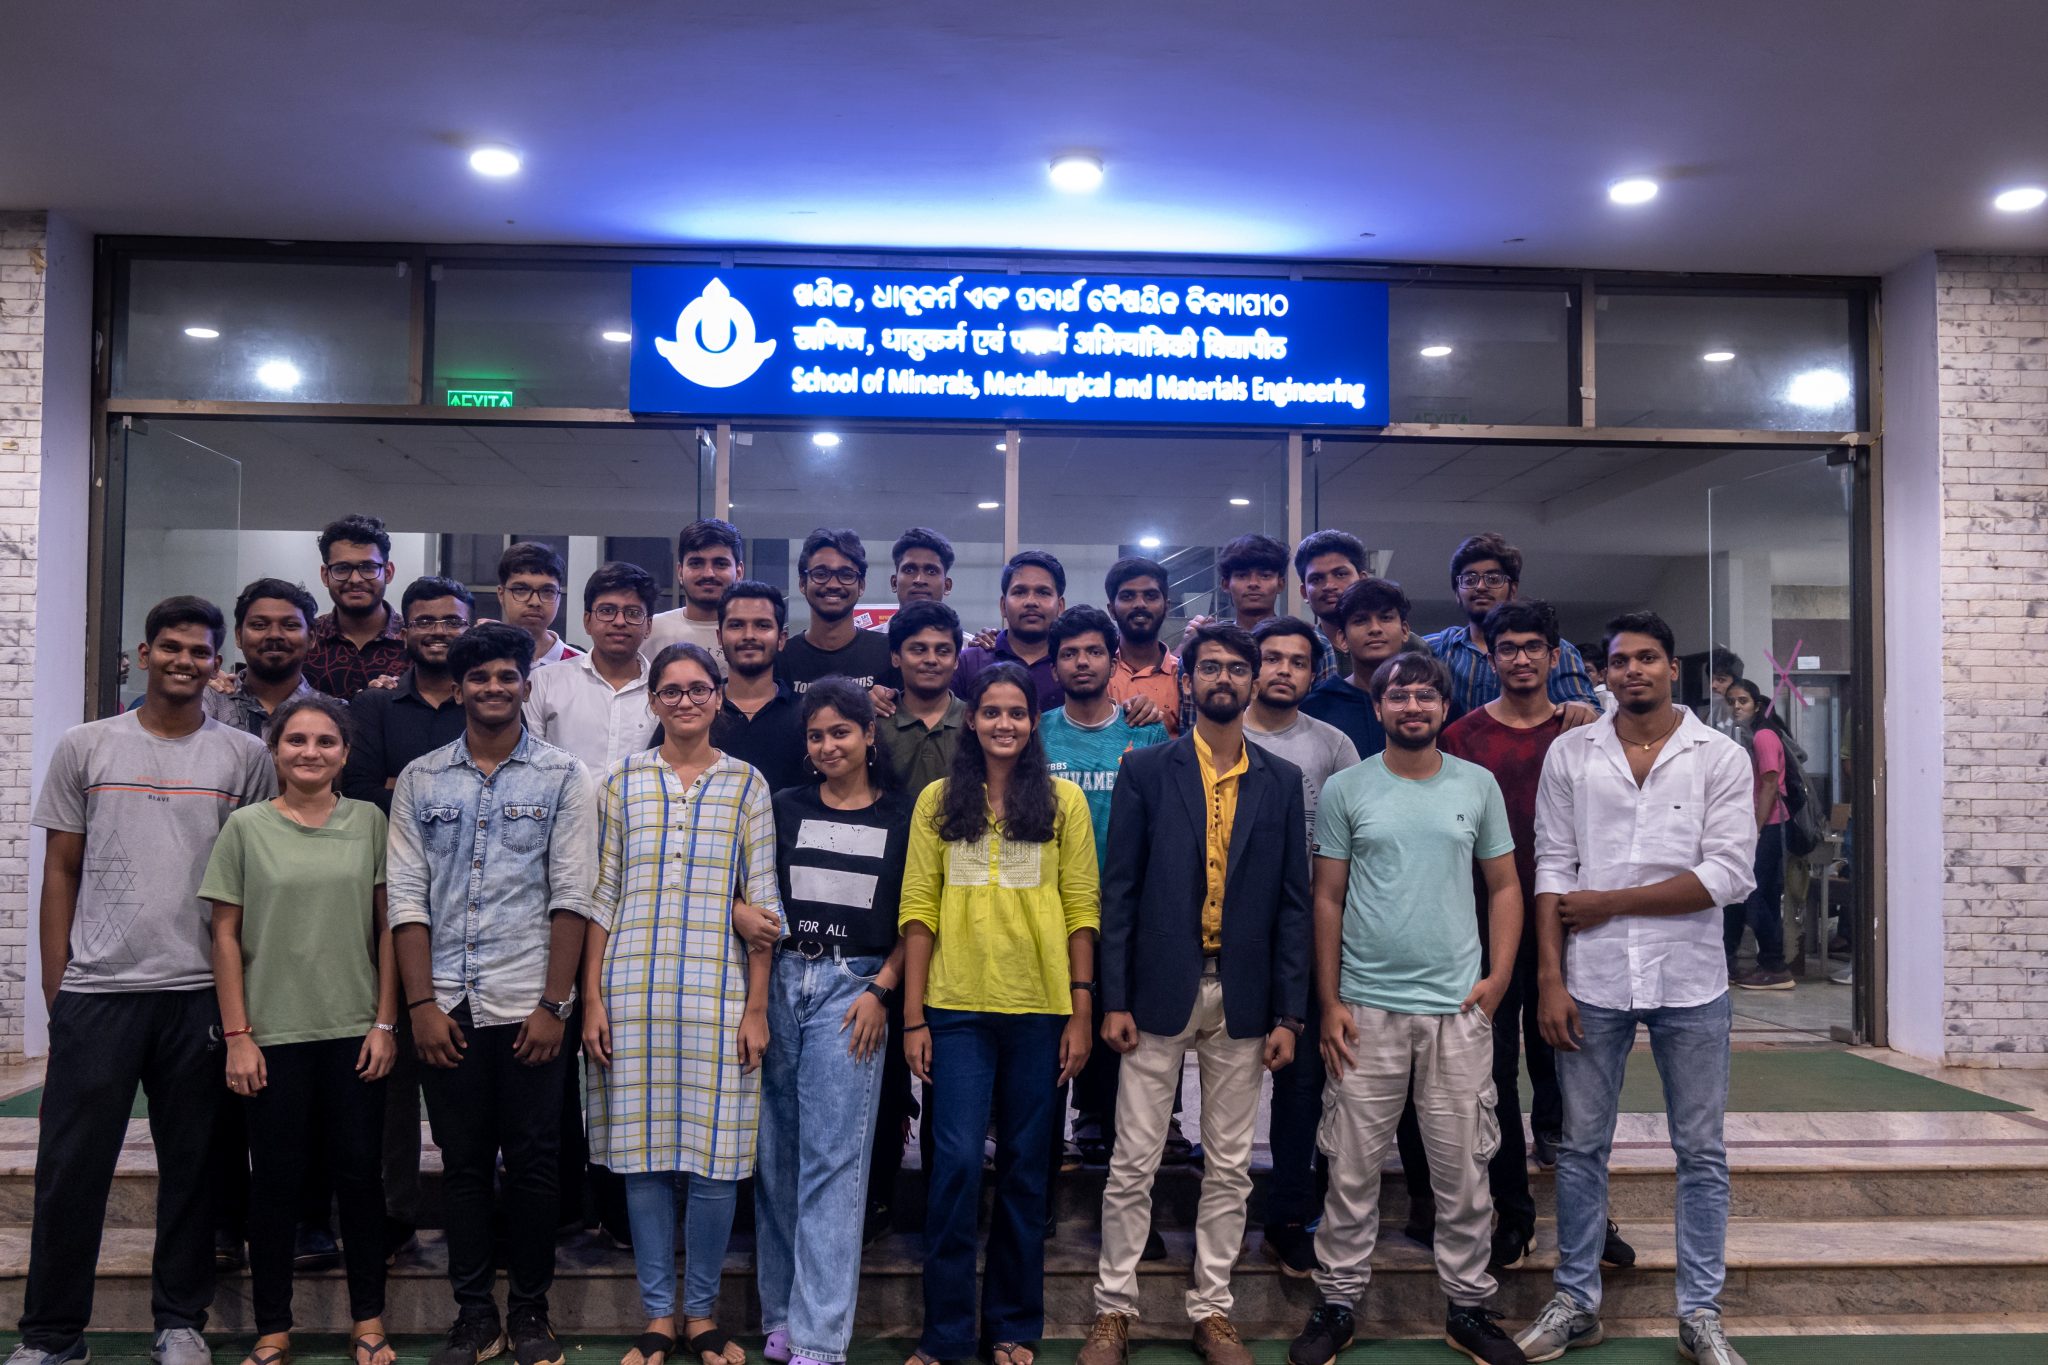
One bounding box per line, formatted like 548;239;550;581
1526;1048;2028;1114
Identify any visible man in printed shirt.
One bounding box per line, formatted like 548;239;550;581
304;514;408;697
1422;533;1598;723
1516;612;1757;1365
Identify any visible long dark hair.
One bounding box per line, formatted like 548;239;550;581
799;675;892;792
936;663;1056;844
1727;677;1801;756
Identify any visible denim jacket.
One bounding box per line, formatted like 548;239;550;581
386;728;598;1027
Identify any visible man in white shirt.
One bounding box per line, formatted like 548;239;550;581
498;542;583;668
1517;611;1758;1365
523;562;656;775
643;517;742;669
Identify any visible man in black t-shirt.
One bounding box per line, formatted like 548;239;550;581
707;581;808;792
777;528;895;693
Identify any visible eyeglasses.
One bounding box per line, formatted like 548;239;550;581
803;566;865;587
1456;571;1512;590
1381;688;1443;706
504;583;563;603
325;561;385;580
1491;641;1552;661
1193;659;1253;680
591;603;648;623
406;615;468;632
654;682;718;708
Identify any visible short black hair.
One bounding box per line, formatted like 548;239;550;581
497;541;565;587
584;560;659;614
1104;556;1168;600
1482;599;1560;652
1710;645;1745;679
798;527;868;578
1335;576;1411;627
233;578;317;632
447;621;535;682
401;575;476;618
144;595;226;650
318;513;392;561
1606;610;1678;662
1449;532;1522;586
1217;533;1288;581
1253;615;1325;672
1178;620;1259;677
1047;605;1118;658
1002;549;1066;596
1368;650;1453;702
651;641;724;690
719;579;788;629
678;518;744;564
1293;529;1368;580
888;599;963;652
891;527;955;573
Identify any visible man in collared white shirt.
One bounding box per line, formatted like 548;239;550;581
1517;611;1757;1365
523;563;658;775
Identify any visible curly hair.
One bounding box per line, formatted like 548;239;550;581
936;663;1056;845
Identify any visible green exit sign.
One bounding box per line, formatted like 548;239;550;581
446;388;515;408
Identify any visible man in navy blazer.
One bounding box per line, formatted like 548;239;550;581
1079;623;1314;1365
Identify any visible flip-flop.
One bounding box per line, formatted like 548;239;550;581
352;1336;393;1365
684;1330;739;1365
991;1344;1034;1365
903;1353;941;1365
243;1347;290;1365
624;1334;673;1365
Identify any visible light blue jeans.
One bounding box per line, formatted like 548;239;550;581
755;950;888;1364
623;1171;741;1320
1554;990;1732;1317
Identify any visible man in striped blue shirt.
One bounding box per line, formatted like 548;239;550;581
1423;532;1600;722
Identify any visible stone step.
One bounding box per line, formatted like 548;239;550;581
5;1216;2044;1336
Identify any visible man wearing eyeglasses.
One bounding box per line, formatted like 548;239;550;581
1423;533;1598;723
499;542;584;669
778;528;895;694
304;513;407;697
523;562;658;774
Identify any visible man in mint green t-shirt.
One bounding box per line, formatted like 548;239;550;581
1288;652;1527;1365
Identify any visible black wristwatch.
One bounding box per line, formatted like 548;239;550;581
1275;1015;1306;1036
863;981;892;1003
539;997;573;1021
1070;979;1097;995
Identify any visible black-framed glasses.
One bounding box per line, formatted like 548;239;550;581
406;615;469;632
803;566;865;587
1456;571;1512;589
505;583;563;603
325;561;385;580
1381;687;1443;706
1492;641;1552;661
654;682;718;708
1193;659;1253;680
591;603;648;623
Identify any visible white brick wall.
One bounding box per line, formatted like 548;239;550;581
1936;251;2048;1063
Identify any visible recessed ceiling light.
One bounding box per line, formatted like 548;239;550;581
1138;535;1162;550
1419;344;1453;358
1786;369;1851;408
977;500;1000;510
601;330;631;343
1702;350;1736;363
468;144;522;177
1228;497;1252;507
183;326;220;339
254;359;300;391
995;442;1008;452
1049;154;1104;193
1994;186;2047;213
1608;177;1659;205
811;432;842;448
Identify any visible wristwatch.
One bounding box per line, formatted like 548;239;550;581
863;981;892;1003
539;997;573;1021
1275;1016;1306;1035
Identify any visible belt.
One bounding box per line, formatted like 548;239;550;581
782;937;854;961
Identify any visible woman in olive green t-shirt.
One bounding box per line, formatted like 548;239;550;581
200;693;399;1365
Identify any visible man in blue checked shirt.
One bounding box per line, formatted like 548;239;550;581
1423;533;1601;724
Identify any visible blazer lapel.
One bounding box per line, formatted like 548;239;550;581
1170;738;1207;853
1223;747;1264;895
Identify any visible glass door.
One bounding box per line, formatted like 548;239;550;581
1706;455;1861;1041
112;419;243;711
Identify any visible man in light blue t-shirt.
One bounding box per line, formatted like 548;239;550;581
1287;652;1528;1365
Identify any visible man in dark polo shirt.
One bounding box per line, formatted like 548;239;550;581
707;580;805;792
304;513;407;697
881;600;966;799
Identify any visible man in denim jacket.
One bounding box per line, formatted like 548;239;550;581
388;622;597;1365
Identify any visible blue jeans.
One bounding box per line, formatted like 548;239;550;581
1555;992;1732;1317
756;951;887;1364
622;1171;740;1320
920;1007;1064;1359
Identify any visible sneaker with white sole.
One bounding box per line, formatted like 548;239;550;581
150;1330;210;1365
10;1341;91;1365
1678;1309;1747;1365
1513;1293;1602;1362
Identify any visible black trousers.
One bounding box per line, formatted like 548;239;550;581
418;1007;565;1317
20;991;220;1350
382;1009;423;1229
1265;992;1327;1230
246;1036;387;1332
866;990;917;1218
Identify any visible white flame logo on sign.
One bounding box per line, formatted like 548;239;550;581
654;278;776;388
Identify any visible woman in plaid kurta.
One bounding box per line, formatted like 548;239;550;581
583;642;780;1365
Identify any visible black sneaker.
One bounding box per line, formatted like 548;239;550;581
1489;1223;1532;1271
213;1230;245;1273
863;1201;893;1246
1445;1304;1527;1365
1287;1301;1354;1365
1600;1220;1637;1269
428;1312;504;1365
1531;1131;1560;1169
383;1218;420;1267
506;1309;562;1365
1403;1218;1436;1249
1263;1221;1319;1278
292;1224;340;1272
1142;1227;1168;1262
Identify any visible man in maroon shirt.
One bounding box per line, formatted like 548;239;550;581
304;513;407;697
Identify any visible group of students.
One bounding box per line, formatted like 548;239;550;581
15;512;1768;1365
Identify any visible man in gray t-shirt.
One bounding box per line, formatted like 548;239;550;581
16;597;272;1365
1245;620;1361;852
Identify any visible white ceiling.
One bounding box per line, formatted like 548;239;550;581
10;1;2047;275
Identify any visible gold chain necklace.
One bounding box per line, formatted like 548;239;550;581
1626;710;1684;753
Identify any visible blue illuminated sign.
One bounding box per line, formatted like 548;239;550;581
629;265;1389;427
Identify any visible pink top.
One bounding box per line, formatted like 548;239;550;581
1751;727;1790;826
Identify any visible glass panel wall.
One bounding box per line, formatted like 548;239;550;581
1596;291;1862;431
1386;284;1574;426
117;424;241;710
430;263;634;409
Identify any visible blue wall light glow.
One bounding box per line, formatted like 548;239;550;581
630;265;1390;427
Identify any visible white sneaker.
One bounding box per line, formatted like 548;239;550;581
150;1330;211;1365
1678;1309;1747;1365
1513;1293;1603;1361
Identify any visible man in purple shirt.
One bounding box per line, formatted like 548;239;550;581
952;549;1067;712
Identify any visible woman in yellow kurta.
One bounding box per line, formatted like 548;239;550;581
899;662;1098;1365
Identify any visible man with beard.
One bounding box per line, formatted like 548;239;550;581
304;514;407;698
1423;533;1597;723
778;528;895;693
953;549;1067;711
1516;614;1757;1365
645;518;744;670
1293;530;1368;687
498;543;582;669
204;578;321;736
710;580;807;793
1242;617;1359;1279
1103;557;1180;736
889;527;955;607
1076;623;1309;1365
1289;651;1526;1365
1301;577;1423;761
